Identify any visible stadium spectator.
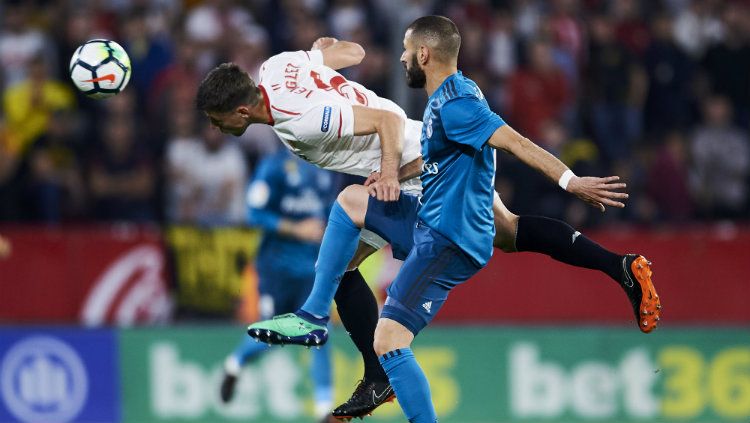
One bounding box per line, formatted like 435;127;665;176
537;15;580;93
27;110;85;223
643;13;695;134
2;55;75;158
585;13;646;164
343;25;391;97
184;0;258;70
0;120;24;221
456;23;489;80
0;2;50;91
286;9;327;52
700;2;750;126
227;28;270;82
689;95;750;218
486;9;517;80
166;123;247;226
673;0;725;58
646;131;695;221
165;112;200;223
514;0;544;41
121;7;174;114
507;38;571;140
1;0;748;226
612;0;651;58
547;0;585;64
148;38;203;143
89;115;155;222
53;10;99;83
328;0;370;42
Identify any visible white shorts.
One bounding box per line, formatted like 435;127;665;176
360;228;387;251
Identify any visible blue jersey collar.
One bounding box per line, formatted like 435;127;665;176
429;71;462;101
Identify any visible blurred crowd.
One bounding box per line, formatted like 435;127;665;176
0;0;749;228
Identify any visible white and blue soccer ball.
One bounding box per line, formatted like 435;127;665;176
69;39;131;99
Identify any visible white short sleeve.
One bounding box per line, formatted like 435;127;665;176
264;50;322;66
289;102;354;145
258;50;323;85
306;49;324;65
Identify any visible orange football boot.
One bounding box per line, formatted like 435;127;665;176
621;254;661;333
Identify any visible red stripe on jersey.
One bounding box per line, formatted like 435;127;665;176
258;85;274;125
305;90;312;98
338;110;342;139
271;105;301;116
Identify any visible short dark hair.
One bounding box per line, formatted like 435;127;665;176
406;15;461;63
196;62;261;113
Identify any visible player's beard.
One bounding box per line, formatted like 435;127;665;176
405;54;426;88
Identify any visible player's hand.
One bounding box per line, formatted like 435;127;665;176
566;175;628;212
367;174;400;202
294;218;325;243
312;37;338;50
364;171;381;186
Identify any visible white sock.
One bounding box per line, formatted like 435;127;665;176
224;355;241;376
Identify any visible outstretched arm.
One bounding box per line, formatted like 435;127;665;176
312;37;365;70
487;125;628;211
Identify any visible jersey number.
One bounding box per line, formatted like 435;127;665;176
310;71;369;106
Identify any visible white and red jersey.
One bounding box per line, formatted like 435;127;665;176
257;50;422;191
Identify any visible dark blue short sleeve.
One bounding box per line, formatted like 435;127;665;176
441;97;505;151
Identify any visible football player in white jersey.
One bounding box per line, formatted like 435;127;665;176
197;37;659;420
198;40;414;200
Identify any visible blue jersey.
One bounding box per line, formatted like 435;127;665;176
246;149;335;276
418;71;505;266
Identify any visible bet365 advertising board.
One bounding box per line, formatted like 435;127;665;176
0;326;748;423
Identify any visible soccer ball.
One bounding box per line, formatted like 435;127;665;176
69;39;131;99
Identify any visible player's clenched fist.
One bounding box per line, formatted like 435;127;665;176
364;171;381;186
312;37;338;50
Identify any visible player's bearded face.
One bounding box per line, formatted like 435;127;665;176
405;53;426;88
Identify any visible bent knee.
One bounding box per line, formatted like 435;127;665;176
373;337;390;357
493;210;519;253
493;229;517;252
373;318;413;356
337;184;369;226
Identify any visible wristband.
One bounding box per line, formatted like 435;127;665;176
558;169;576;190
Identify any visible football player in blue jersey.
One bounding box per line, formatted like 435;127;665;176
245;16;661;422
218;148;335;421
371;16;659;422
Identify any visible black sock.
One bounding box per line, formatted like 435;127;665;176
515;215;623;282
334;269;388;382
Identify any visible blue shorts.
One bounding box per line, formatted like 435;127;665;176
380;222;482;335
364;193;419;260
